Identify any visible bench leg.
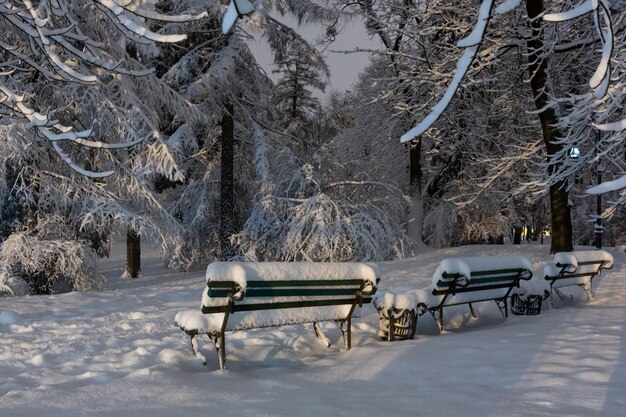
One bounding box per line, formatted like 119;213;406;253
579;283;593;300
468;303;478;319
436;307;445;331
208;333;226;370
190;333;207;365
314;322;332;347
337;318;351;350
493;299;508;319
553;287;574;303
387;308;395;342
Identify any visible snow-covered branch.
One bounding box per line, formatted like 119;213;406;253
400;0;496;142
0;0;208;176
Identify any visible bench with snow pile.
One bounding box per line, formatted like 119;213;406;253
175;262;378;369
544;250;614;303
420;255;534;330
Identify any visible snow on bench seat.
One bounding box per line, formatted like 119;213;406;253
175;261;378;369
544;250;614;302
425;255;534;330
175;310;223;334
200;261;377;331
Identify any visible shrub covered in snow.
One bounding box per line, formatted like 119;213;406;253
0;233;106;296
231;125;411;262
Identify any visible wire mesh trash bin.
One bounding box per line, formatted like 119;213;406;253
510;293;544;315
373;292;418;341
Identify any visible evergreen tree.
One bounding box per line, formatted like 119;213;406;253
268;23;329;153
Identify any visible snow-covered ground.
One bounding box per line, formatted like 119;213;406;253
1;243;625;417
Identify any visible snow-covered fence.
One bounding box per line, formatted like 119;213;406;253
544;250;614;302
422;255;534;330
175;261;378;369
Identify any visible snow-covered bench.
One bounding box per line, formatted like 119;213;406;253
544;250;614;302
175;262;378;369
423;255;534;330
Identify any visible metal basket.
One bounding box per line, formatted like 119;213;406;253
510;293;543;316
375;305;417;341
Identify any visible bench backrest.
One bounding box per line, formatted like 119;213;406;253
431;255;533;305
546;250;614;288
200;262;377;330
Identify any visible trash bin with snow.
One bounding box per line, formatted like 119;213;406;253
373;292;418;341
510;275;550;316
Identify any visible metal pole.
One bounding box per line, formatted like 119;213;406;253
595;162;603;249
594;131;603;249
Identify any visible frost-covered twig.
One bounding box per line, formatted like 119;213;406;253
0;0;207;176
401;0;496;142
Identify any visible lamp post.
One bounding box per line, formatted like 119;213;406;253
595;161;603;249
593;130;603;249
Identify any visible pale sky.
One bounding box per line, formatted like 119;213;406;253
248;15;382;99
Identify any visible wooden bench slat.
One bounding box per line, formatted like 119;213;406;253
428;256;534;331
554;272;595;280
207;279;367;290
246;288;361;297
441;268;525;280
182;262;379;370
246;279;366;288
207;287;362;298
202;297;363;314
436;274;523;288
206;281;239;289
556;260;605;268
469;268;527;276
433;281;519;296
545;251;614;305
577;260;605;265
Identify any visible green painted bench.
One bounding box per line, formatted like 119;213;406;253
424;255;534;330
175;262;378;369
544;250;614;302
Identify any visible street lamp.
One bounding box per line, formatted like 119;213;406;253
595;161;604;249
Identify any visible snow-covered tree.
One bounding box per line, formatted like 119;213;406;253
326;1;533;248
0;0;207;176
393;0;626;253
0;1;211;288
268;21;329;137
232;122;412;261
0;232;105;296
547;2;626;218
152;0;365;267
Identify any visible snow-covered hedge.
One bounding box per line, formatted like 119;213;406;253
0;233;107;296
232;125;411;262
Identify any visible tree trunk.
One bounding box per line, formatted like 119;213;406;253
25;170;39;234
220;101;237;260
526;0;573;254
407;140;425;247
513;225;523;244
125;226;141;278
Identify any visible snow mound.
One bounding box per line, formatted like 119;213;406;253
175;310;225;333
374;292;418;311
0;310;20;325
157;348;187;365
